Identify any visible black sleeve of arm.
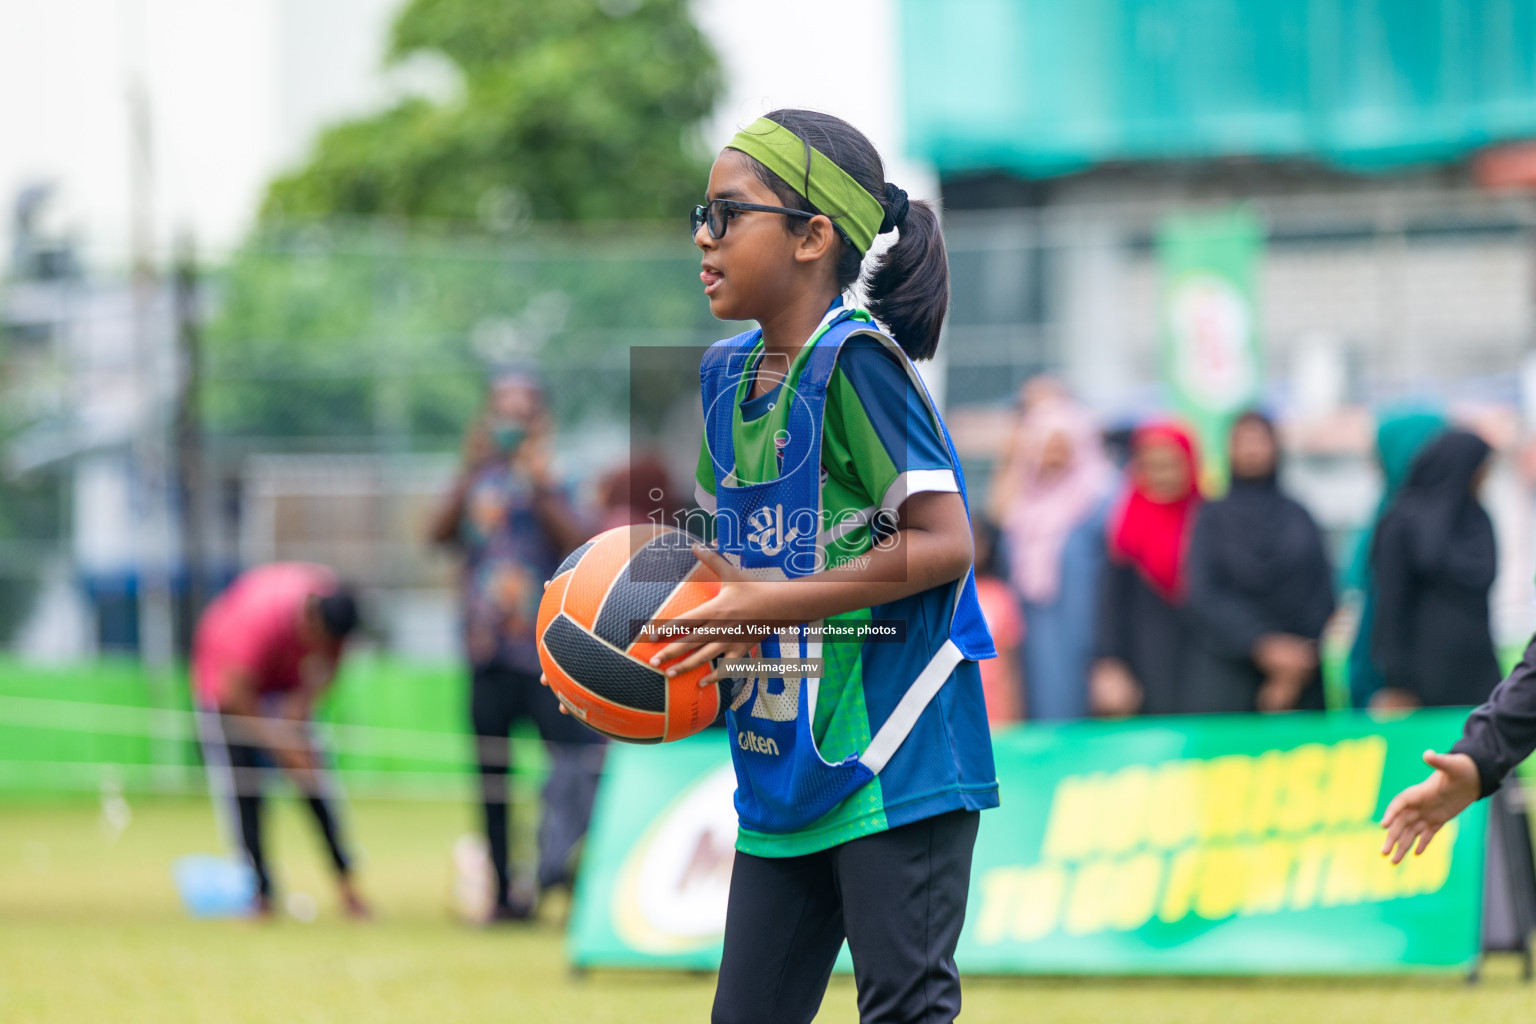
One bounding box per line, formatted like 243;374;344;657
1185;517;1270;660
1369;516;1416;695
1451;633;1536;798
1095;558;1133;663
1298;514;1337;639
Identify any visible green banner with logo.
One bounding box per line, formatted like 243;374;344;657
1158;206;1264;493
569;711;1488;974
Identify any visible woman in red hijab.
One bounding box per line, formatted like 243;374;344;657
1091;422;1202;715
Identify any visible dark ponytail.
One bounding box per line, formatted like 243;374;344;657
741;109;950;360
866;198;948;360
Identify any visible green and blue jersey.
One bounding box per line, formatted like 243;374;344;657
694;308;999;857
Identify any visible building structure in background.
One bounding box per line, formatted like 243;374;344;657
0;184;208;655
909;0;1536;409
904;0;1536;641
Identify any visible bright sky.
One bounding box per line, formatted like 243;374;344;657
0;0;930;264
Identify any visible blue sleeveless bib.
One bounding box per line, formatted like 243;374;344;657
698;307;994;834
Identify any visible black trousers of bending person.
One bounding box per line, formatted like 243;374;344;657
197;707;351;899
712;809;980;1024
470;663;605;908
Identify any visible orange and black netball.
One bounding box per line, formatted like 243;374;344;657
537;524;721;743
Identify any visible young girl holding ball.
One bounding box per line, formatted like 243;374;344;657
649;109;998;1024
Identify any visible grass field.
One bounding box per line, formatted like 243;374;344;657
1;795;1532;1024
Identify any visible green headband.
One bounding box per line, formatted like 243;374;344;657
726;117;886;255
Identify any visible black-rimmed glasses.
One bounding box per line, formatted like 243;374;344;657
690;199;815;240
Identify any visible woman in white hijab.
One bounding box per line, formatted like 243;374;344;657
987;384;1115;720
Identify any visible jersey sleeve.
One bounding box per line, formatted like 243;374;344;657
824;336;958;517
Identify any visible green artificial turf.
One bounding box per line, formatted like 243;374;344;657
0;796;1531;1024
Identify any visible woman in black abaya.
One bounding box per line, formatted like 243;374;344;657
1185;412;1336;713
1370;430;1501;708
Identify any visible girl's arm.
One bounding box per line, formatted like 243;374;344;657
651;489;974;682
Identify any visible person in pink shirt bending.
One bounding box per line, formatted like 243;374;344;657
192;562;367;918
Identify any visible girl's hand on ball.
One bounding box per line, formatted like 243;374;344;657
537;672;570;714
543;577;567;712
650;544;773;685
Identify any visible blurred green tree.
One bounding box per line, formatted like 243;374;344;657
203;0;728;450
203;226;721;446
262;0;720;224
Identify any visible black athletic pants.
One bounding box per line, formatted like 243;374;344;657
470;663;605;907
712;809;980;1024
201;710;350;899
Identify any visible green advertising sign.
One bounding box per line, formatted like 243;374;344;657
569;711;1488;974
570;736;737;970
1158;206;1265;493
965;711;1484;973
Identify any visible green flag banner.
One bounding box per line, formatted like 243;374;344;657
1157;206;1265;493
569;711;1487;974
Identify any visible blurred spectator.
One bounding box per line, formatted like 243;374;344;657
192;562;367;919
1091;422;1202;716
428;370;602;922
596;450;686;532
987;390;1112;720
1370;430;1502;710
971;518;1024;726
1185;412;1335;713
1346;408;1447;708
1017;373;1071;411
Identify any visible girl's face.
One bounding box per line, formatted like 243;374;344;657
694;150;815;323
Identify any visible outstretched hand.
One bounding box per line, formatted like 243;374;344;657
1379;750;1480;864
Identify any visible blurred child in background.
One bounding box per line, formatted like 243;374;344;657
595;450;686;532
